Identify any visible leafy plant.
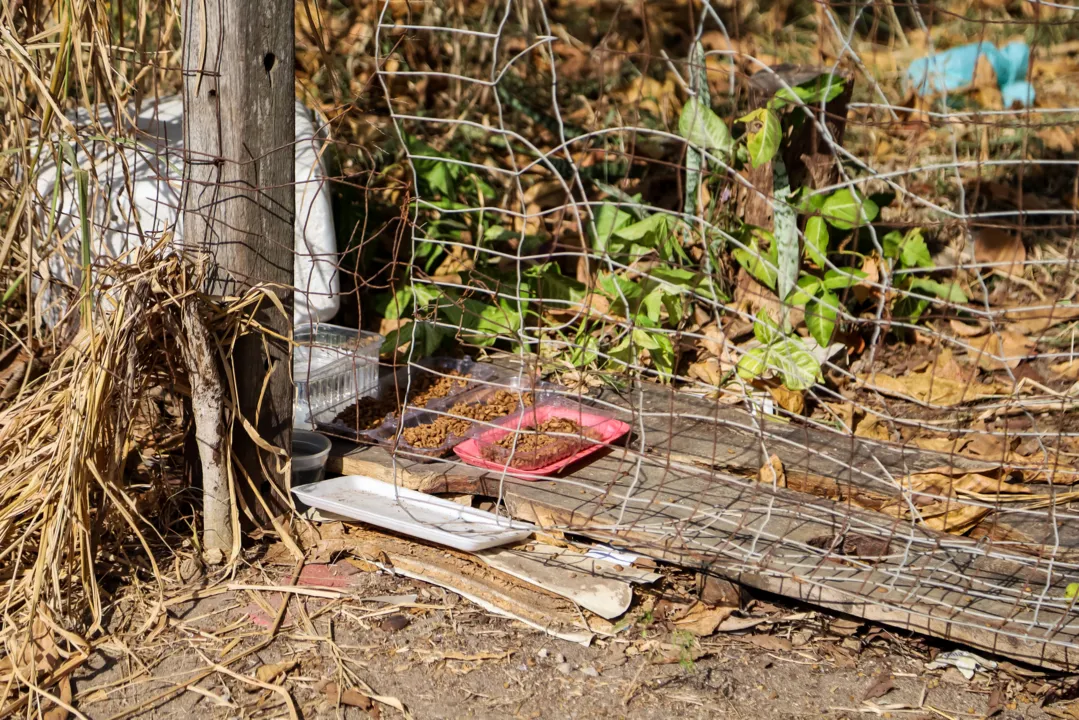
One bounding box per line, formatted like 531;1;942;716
736;313;823;391
882;227;968;322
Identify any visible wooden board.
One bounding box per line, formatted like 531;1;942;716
326;379;1079;670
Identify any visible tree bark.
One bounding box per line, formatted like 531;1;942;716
179;299;232;562
741;65;853;231
181;0;295;539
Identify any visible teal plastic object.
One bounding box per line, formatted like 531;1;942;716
906;41;1034;108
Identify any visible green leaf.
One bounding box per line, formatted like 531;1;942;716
678;98;733;155
737;336;822;391
797;188;826;213
773;177;799;317
592;202;634;254
736;347;769;381
753;312;782;344
771;76;846;109
734;230;779;290
614;213;668;242
630;326;660;351
900;229;932;269
770;338;823;391
787;275;821;306
805;289;839;347
738;108;782;169
908;277;968;304
734;247;778;289
568;333;600;368
882;230;904;260
383;287;413;321
642;288;665;324
803;216;829;266
381;321;446;358
649;332;676;378
822;267;867;289
524;262;587;303
821;188;879;230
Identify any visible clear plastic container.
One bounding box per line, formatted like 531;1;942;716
311;357;501;443
292;430;332;486
294;324;382;427
471;400;612;471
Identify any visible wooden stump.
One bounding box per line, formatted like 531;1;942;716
741;65;854;232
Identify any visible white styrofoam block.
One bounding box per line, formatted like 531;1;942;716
33;96;339;325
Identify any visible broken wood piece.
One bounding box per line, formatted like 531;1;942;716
477;544;658;620
297;522;609;644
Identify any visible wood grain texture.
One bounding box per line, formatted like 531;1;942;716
329;376;1079;669
181;0;295;516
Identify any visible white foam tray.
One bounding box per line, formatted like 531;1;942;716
292;475;535;552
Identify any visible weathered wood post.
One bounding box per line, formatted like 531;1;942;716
181;0;295;559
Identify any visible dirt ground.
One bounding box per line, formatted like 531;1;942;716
66;557;1070;720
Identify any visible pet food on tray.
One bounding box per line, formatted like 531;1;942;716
368;376;553;459
312;357;499;442
453;400;631;478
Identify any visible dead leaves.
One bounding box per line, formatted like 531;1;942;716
671;602;736;636
881;467;1028;534
255;659;298;685
317;680;378;715
964;330;1035;371
860;349;1015;406
974;228;1026;278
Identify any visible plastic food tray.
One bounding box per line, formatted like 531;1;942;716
293;475;535;552
454;401;631;479
294;324;382;427
371;375;556;460
311;357;500;443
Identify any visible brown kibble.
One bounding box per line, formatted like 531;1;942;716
402;390;535;449
333;371;472;433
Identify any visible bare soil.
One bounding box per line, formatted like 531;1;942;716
69;561;1064;720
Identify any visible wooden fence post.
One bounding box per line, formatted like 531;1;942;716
181;0;295;556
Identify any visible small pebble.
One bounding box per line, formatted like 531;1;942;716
580;666;599;678
555;653;566;664
537;648;549;659
379;614;410;632
556;662;572;675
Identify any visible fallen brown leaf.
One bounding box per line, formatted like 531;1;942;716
862;675;896;702
699;574;743;609
949;318;989;337
965;330;1035;371
318;681;376;712
1003;304;1079;335
672;601;736;636
860;349;1014;406
974;228;1026;277
758;454;785;485
255;659;298;685
769;384;805;415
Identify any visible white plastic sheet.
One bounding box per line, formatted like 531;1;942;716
34;96;340;324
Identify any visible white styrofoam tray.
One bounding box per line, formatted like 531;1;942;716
292;475;535;552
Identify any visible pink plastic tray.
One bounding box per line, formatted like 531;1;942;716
453;402;631;480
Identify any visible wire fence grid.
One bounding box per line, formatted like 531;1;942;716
8;0;1079;666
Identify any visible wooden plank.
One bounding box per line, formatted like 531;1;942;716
332;441;1079;670
181;0;295;519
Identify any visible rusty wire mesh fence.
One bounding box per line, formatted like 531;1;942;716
8;0;1079;672
345;0;1079;667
